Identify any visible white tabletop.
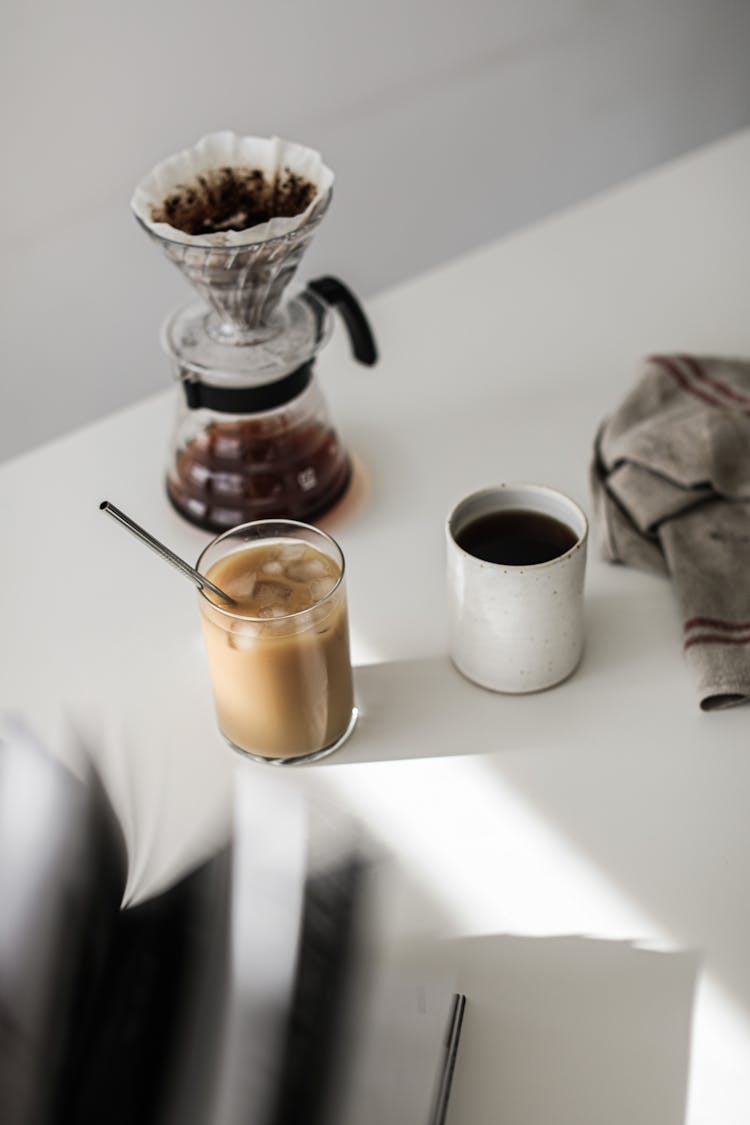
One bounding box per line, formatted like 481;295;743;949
3;128;750;1125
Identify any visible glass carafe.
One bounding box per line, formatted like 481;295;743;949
163;278;375;533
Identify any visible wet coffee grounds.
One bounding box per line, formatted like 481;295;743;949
151;166;316;236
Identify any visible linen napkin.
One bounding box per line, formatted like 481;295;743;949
590;354;750;710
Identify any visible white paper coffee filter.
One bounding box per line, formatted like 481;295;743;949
131;131;334;247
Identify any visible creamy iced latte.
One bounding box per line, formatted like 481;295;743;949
196;521;355;763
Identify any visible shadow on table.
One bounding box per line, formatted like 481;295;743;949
330;571;703;766
581;582;681;684
440;934;698;1125
332;654;604;766
331;657;489;766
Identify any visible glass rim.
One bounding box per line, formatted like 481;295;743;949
195;518;346;623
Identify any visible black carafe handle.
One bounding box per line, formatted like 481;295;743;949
306;277;378;366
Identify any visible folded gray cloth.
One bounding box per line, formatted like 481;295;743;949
591;354;750;710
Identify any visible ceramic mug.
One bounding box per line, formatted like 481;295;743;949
446;484;588;693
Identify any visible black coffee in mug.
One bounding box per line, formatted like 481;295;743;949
455;509;578;566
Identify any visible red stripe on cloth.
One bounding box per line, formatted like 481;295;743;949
678;354;750;409
684;633;750;651
648;354;729;410
685;616;750;633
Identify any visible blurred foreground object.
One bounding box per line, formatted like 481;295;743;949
0;718;463;1125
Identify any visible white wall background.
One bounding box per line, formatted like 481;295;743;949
2;0;750;461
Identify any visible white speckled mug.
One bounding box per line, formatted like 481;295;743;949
446;484;588;693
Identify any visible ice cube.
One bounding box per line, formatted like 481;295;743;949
254;580;291;608
309;603;334;633
259;605;288;619
278;542;306;562
261;559;284;575
287;557;328;581
227;571;257;599
311;576;337;601
229;620;261;650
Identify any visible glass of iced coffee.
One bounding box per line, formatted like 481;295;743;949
196;520;357;764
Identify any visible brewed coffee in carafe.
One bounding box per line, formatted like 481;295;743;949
131;133;376;533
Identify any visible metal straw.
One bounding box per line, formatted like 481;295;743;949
99;501;237;606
